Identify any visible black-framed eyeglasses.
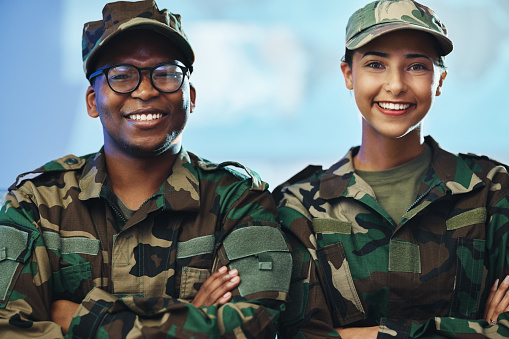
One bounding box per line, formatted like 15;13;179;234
88;61;189;94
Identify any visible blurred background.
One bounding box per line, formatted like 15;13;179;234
0;0;508;191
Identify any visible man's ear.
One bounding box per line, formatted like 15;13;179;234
86;86;99;118
435;70;447;97
189;82;196;114
341;62;354;90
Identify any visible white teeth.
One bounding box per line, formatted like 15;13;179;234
378;102;411;110
128;113;163;121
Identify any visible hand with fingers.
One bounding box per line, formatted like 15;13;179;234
484;275;509;326
191;266;241;308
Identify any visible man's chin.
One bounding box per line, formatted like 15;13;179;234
124;139;181;159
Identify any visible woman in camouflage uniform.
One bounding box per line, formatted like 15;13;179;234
275;0;509;338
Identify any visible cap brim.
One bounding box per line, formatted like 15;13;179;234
346;22;453;56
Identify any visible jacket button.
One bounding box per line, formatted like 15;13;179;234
64;158;79;165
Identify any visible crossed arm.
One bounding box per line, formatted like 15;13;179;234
50;266;240;334
333;278;509;339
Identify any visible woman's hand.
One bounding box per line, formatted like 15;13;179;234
336;326;378;339
484;275;509;325
191;266;240;308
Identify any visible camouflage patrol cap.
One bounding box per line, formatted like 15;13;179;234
346;0;453;55
82;0;194;77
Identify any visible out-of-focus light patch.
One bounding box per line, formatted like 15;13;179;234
188;22;308;125
62;1;109;156
437;0;496;6
61;1;106;85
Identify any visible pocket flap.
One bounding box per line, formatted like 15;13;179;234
223;226;289;261
0;225;30;263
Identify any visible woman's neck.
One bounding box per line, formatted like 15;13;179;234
354;128;425;171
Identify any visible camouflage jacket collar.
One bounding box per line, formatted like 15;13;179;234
320;136;484;200
78;147;201;212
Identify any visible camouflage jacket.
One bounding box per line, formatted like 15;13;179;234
0;147;291;338
275;136;509;338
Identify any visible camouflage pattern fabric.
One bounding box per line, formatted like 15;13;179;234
82;0;194;76
345;0;453;56
275;136;509;338
0;147;291;338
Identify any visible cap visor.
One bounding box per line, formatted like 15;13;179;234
346;22;453;55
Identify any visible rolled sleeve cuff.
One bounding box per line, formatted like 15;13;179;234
67;288;118;338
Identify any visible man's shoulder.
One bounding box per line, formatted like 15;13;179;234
187;151;268;192
9;153;95;191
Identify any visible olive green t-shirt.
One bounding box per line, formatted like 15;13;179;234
115;195;137;220
356;145;432;224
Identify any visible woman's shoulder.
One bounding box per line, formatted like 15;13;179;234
272;165;324;205
457;152;509;204
458;152;509;172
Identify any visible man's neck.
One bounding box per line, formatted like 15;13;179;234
104;149;178;210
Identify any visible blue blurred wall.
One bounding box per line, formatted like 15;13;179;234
1;0;508;190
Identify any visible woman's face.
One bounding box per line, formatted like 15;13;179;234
341;30;446;141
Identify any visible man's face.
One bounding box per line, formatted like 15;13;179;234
86;30;195;159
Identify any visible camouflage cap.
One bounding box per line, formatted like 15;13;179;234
345;0;453;55
82;0;194;77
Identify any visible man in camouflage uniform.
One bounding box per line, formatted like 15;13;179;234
275;1;509;338
0;1;291;337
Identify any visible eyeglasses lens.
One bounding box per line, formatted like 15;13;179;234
107;64;184;93
152;64;184;92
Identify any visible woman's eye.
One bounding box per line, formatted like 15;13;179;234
409;64;427;71
366;62;384;69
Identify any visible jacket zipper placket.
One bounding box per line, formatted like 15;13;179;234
404;177;443;218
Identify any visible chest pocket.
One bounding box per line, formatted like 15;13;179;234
316;241;365;327
43;232;98;302
445;208;487;319
176;235;215;300
312;218;365;326
54;262;94;302
450;237;486;319
178;266;211;300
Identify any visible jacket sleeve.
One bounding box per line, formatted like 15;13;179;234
0;183;292;338
277;205;341;339
378;194;509;339
65;185;292;338
0;189;66;338
277;189;509;339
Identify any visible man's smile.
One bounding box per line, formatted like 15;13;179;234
127;113;164;121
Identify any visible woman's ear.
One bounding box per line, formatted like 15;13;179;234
86;86;99;118
435;70;447;97
341;62;354;90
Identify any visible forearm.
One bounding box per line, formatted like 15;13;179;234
378;314;509;339
68;287;282;338
0;303;65;338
